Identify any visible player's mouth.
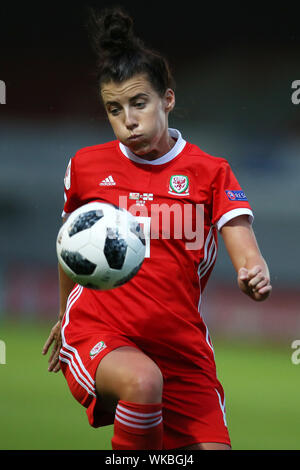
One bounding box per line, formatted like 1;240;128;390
127;134;143;142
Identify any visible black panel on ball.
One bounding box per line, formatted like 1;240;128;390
104;228;127;269
68;210;104;237
61;249;96;275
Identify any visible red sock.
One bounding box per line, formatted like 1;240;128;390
111;400;163;450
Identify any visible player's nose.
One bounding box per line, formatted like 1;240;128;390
124;109;138;130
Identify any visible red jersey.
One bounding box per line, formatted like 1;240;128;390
62;128;253;374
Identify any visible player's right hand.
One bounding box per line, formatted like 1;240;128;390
42;320;62;373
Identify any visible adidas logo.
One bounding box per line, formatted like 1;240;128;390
99;175;116;186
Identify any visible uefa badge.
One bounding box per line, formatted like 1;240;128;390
89;341;107;359
168;175;189;196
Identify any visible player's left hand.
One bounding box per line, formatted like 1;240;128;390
238;265;272;301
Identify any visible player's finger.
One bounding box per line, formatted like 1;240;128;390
248;273;265;289
248;265;262;279
48;350;60;371
42;333;54;354
53;363;61;373
49;338;61;362
252;278;269;291
257;284;272;295
48;340;62;369
238;267;249;281
48;344;57;364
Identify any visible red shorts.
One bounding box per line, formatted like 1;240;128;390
59;285;231;449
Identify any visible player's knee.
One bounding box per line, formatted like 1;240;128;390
95;348;163;405
122;366;163;403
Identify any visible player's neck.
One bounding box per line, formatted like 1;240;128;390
132;132;176;162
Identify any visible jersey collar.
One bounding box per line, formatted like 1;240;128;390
119;128;186;165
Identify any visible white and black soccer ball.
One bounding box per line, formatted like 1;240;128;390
56;202;146;290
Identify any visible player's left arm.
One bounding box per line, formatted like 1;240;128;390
220;215;272;301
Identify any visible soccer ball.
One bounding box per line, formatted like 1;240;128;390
56;202;146;290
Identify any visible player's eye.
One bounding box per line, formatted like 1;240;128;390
134;101;146;109
110;107;121;116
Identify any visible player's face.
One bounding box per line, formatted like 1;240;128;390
101;74;175;160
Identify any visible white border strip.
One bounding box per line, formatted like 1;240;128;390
119;128;186;166
217;208;254;231
59;348;95;395
215;388;227;427
116;410;162;424
60;285;96;393
115;415;163;429
117;404;162;418
198;227;218;280
59;355;96;398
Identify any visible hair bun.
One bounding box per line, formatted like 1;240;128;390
89;7;138;58
104;10;133;42
86;6;175;96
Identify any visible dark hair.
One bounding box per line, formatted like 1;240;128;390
86;6;175;97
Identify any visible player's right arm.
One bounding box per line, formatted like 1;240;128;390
42;269;75;372
42;156;78;371
42;264;75;372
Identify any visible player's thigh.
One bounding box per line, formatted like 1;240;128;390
95;346;163;410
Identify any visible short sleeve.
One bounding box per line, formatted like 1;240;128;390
212;159;254;231
61;156;80;219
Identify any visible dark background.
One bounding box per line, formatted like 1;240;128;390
0;2;299;336
2;3;300;116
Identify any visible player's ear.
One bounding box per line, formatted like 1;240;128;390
164;88;175;113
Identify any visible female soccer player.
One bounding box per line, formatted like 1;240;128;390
42;7;272;450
